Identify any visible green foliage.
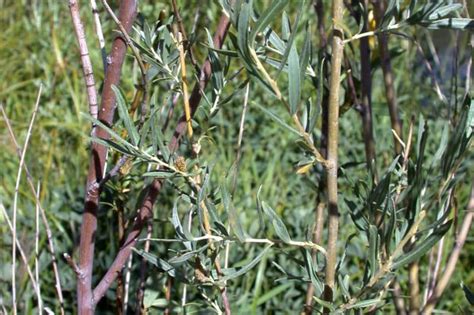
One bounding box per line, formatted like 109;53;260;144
1;0;473;314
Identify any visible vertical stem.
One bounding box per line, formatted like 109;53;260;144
323;0;344;305
408;262;420;314
69;0;99;125
358;0;376;175
11;86;42;315
373;0;403;155
305;2;328;311
135;220;152;315
89;0;107;71
115;202;126;315
76;1;137;313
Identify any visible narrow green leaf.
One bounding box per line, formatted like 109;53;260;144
266;29;286;54
276;0;304;75
302;248;324;296
237;0;251;59
112;85;139;146
461;283;474;306
182;208;196;241
250;0;288;44
299;24;312;83
308;59;324;132
421;18;474;30
221;184;246;241
200;43;239;57
288;43;301;115
261;201;291;243
82;113;135;149
347;298;381;310
133;249;176;277
255;283;293;306
142;171;175;178
281;11;291;41
368;225;379;275
427;4;463;20
89;137;134;156
205;28;224;91
168;245;209;265
254;102;300;136
312;295;335;311
392;220;452;270
219;245;272;283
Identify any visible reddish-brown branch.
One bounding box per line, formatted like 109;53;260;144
91;13;231;303
358;0;376;176
373;0;403;155
76;1;138;313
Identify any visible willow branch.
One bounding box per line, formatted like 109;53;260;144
358;0;376;176
171;0;198;68
76;1;138;313
323;0;344;306
89;0;107;71
373;0;403;155
69;0;99;124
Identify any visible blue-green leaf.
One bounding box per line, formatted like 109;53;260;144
112;85;139;146
288;43;301;115
219;245;272;283
261;201;291;243
392;220;452;270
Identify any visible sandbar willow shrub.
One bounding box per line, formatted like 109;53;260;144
1;0;473;314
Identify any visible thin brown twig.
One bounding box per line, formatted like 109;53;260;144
176;31;193;138
164;277;173;315
89;0;107;71
34;182;43;315
123;255;133;314
135;220;152;315
1;104;65;315
358;0;376;178
63;253;82;276
231;82;250;192
171;0;198;68
10;85;42;315
408;262;420;315
373;0;403;156
422;184;474;314
69;0;99;124
0;202;42;312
